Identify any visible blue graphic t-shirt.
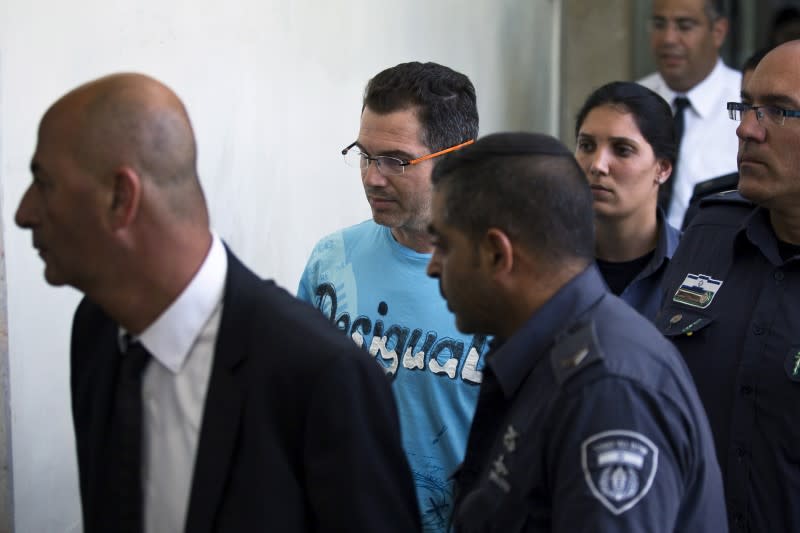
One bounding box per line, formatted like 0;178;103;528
298;220;487;532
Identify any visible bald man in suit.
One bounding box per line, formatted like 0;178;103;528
15;73;420;533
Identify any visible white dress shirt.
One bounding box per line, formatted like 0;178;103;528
639;58;742;228
127;234;228;533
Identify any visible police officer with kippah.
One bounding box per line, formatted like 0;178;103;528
426;132;727;532
656;40;800;532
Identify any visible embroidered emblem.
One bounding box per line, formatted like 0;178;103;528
488;424;520;493
669;314;682;324
784;347;800;382
503;425;519;453
488;454;511;493
681;318;704;334
672;273;723;309
581;430;658;515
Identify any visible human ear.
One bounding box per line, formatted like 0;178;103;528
109;166;142;230
483;228;514;275
655;158;673;185
712;17;729;49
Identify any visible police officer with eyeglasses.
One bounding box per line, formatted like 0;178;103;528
655;40;800;532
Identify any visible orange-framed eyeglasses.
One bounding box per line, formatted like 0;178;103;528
341;139;475;176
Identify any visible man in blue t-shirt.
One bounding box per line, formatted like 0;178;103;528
298;62;484;532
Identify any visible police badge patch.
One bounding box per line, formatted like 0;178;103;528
581;430;659;515
672;273;723;309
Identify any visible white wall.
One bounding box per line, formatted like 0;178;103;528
0;0;560;530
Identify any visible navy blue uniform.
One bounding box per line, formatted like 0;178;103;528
451;266;726;532
656;192;800;532
603;207;681;321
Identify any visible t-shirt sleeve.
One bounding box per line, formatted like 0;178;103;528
296;261;315;303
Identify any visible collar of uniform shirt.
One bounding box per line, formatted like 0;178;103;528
119;232;228;373
738;207;787;267
487;265;605;398
637;207;679;280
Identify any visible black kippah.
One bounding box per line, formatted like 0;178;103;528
434;132;573;178
470;132;572;156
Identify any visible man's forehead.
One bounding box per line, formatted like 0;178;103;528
653;0;707;17
36;114;69;152
360;106;421;132
40;92;89;138
358;106;426;150
36;119;79;166
747;50;800;105
34;100;92;173
430;189;463;235
431;186;450;210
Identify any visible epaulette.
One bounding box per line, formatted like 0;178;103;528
549;320;604;386
691;172;738;197
697;189;755;209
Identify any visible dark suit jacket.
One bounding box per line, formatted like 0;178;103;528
71;249;420;532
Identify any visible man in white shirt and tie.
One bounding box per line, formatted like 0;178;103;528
639;0;741;228
15;72;420;533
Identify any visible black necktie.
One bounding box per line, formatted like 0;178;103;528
659;96;692;213
106;337;151;533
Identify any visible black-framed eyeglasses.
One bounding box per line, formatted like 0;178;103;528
727;101;800;126
341;139;474;176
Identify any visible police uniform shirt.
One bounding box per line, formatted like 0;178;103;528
656;193;800;532
451;265;726;533
597;207;681;321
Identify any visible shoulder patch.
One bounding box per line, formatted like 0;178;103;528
691;172;738;198
698;189;754;209
581;430;659;515
549;320;603;385
672;273;723;309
